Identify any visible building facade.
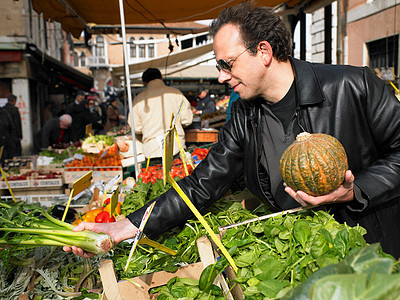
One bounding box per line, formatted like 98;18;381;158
0;0;93;154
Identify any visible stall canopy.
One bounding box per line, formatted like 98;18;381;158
112;43;214;80
32;0;332;38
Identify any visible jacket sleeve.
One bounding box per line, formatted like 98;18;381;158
353;68;400;209
126;121;245;239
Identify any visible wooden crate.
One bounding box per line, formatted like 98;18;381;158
64;168;92;184
93;166;123;182
185;129;219;143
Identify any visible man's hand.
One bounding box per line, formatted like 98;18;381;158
284;170;355;207
63;218;138;258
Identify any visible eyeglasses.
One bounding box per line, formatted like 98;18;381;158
216;45;254;73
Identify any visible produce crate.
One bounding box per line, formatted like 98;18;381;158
31;177;64;188
185;129;219;143
99;236;233;300
36;163;64;173
93;166;123;182
64;167;92;184
0;179;31;189
201;114;227;129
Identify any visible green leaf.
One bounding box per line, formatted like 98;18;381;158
333;229;350;258
309;273;400;300
235;251;257;268
257;279;285;298
255;256;284;280
293;220;311;249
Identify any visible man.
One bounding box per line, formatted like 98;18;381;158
66;90;85;140
64;3;400;260
4;94;22;156
128;68;193;164
193;88;216;115
34;114;73;152
71;99;104;141
0;105;17;164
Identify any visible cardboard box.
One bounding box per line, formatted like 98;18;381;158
99;236;233;300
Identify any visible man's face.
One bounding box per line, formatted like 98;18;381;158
213;24;266;101
60;121;70;129
76;94;85;103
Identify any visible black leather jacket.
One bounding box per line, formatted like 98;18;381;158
128;58;400;258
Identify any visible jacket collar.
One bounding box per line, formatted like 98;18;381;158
289;57;326;106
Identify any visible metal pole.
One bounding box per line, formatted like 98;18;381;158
118;0;140;179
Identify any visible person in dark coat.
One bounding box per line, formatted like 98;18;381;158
0;107;17;164
34;114;73;153
193;88;216;115
4;94;22;156
70;100;104;141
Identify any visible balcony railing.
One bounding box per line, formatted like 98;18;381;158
87;56;109;68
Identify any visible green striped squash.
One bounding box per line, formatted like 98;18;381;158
279;132;348;196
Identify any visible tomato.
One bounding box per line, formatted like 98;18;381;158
95;211;116;223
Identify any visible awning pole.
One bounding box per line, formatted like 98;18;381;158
118;0;140;179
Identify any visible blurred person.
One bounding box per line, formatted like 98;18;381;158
0;105;17;164
4;94;22;156
57;102;67;117
34;114;73;153
104;97;123;132
192;88;216;115
71;100;104;142
42;101;53;125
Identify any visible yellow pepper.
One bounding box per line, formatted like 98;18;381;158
82;208;103;223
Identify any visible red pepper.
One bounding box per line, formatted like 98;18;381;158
95;211;115;223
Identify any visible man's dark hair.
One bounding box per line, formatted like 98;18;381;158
76;90;85;96
7;94;17;102
209;2;292;62
142;68;162;84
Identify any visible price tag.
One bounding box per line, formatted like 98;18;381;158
171;99;184;127
63;157;75;164
72;171;93;197
73;153;85;160
85;123;92;135
163;129;174;186
109;186;119;216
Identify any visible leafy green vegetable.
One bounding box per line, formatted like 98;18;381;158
0;201;113;255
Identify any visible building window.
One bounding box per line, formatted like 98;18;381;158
73;52;79;66
139;37;146;58
96;36;105;57
367;35;399;77
80;52;86;67
130;37;136;58
148;37;155;58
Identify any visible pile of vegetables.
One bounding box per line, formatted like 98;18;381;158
82;135;115;147
217;209;372;298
